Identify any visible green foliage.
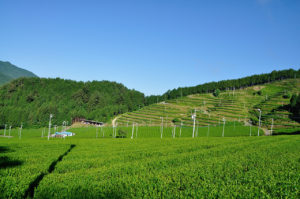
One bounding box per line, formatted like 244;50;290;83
117;129;127;138
290;94;298;108
0;78;145;127
172;118;180;124
213;89;220;97
282;93;291;99
257;90;263;95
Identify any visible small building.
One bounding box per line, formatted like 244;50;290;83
72;118;104;126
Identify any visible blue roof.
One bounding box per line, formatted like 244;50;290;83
55;132;73;135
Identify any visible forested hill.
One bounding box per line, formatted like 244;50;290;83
0;61;37;85
145;68;300;105
0;78;144;128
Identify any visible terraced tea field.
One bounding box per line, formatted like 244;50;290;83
116;79;300;132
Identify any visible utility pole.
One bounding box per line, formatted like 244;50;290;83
19;123;23;139
192;109;196;138
160;117;163;139
270;118;274;136
96;126;98;138
4;124;6;137
257;109;262;136
48;114;53;140
131;123;134;139
63;121;66;131
115;123;118;138
180;122;182;137
207;124;210;137
222;118;226;137
196;121;199;137
249;120;252;136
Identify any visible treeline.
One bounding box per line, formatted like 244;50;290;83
0;78;144;128
145;68;300;105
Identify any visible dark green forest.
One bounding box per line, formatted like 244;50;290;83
145;69;300;105
0;78;144;128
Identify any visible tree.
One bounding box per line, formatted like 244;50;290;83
290;94;297;108
213;89;221;97
172;118;180;124
117;129;127;138
290;94;300;122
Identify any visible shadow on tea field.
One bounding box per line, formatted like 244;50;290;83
0;146;23;169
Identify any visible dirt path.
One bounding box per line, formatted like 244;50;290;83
262;127;271;136
112;115;120;126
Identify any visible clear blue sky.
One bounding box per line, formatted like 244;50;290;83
0;0;299;95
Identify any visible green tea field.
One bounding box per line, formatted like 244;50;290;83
1;127;299;198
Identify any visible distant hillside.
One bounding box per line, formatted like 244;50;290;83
116;78;300;133
145;68;300;105
0;61;37;85
0;78;144;127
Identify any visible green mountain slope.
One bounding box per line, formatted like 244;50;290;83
0;61;37;85
116;78;300;133
0;77;144;127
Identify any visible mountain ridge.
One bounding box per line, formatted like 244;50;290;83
0;61;37;85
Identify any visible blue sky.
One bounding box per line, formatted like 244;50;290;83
0;0;299;95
